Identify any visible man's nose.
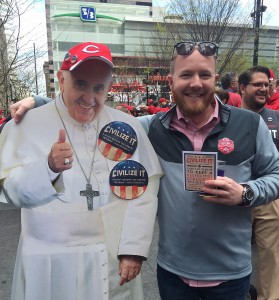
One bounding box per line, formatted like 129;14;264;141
190;74;202;87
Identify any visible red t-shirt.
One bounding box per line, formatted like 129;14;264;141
227;92;241;107
0;117;6;125
266;91;279;111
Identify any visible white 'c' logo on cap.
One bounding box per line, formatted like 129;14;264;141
82;45;99;54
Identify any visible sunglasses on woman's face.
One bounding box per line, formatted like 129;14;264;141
173;41;219;57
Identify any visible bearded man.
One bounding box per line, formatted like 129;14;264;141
239;66;279;300
139;42;279;300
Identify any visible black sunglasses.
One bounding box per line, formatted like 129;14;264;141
173;41;219;57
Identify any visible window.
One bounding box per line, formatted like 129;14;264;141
106;44;125;54
58;42;78;52
98;26;113;34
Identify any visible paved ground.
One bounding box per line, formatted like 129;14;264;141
0;202;257;300
0;202;160;300
0;203;21;300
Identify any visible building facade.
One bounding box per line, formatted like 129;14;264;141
45;0;156;96
44;0;279;97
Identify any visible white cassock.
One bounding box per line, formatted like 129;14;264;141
0;95;162;300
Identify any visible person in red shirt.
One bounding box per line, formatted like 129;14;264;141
265;69;279;111
0;109;7;125
140;101;170;115
220;72;241;107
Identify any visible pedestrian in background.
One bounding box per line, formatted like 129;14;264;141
220;71;241;107
239;65;279;300
265;69;279;111
214;86;230;104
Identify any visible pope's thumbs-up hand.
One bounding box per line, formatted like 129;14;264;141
48;129;74;173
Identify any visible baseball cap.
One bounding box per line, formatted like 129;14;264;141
269;69;275;81
60;42;114;71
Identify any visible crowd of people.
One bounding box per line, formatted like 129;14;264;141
1;40;279;300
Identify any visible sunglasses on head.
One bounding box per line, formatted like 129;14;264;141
173;41;219;57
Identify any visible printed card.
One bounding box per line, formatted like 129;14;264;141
183;151;218;191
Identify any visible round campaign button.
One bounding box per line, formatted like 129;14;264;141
98;121;138;161
109;160;148;200
64;52;71;61
71;54;78;64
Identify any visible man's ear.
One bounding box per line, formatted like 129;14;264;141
239;84;246;95
167;74;173;88
215;73;219;81
167;74;175;103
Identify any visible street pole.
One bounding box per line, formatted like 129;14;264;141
252;0;266;66
146;85;149;104
33;43;38;94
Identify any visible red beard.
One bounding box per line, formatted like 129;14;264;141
172;89;215;117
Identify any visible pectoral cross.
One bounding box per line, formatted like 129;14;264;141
80;183;100;210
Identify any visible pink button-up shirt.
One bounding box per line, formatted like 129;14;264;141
171;100;220;151
170;100;226;287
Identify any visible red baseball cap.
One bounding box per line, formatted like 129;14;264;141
60;42;114;71
269;69;275;81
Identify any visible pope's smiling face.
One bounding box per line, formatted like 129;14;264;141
57;60;112;124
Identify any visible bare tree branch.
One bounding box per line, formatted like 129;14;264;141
0;0;46;113
138;0;255;84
